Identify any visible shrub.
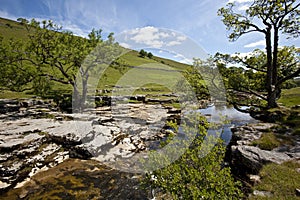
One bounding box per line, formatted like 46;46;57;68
143;113;243;199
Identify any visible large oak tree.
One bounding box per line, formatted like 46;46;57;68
218;0;300;108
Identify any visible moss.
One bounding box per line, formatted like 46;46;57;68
249;161;300;200
2;159;147;199
251;133;280;150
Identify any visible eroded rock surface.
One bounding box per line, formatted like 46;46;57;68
0;99;180;193
229;123;300;175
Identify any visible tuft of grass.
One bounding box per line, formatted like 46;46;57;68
251;131;294;151
251;133;280;151
249;161;300;200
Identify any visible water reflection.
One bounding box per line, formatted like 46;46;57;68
199;105;259;145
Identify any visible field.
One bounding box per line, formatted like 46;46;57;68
0;17;191;98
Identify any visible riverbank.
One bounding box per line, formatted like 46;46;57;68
226;88;300;199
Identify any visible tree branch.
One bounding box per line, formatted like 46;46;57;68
228;87;267;101
276;64;300;86
40;74;70;85
233;57;267;73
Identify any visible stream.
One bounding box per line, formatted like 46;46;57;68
199;105;259;145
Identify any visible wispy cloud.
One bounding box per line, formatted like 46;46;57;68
173;53;193;64
238;5;250;11
227;0;252;3
244;40;265;48
0;10;18;20
121;26;187;49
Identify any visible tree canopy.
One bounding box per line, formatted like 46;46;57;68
0;18;123;111
218;0;300;109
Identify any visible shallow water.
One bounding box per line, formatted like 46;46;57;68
199;105;259;145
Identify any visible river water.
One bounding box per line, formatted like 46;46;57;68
199;105;259;145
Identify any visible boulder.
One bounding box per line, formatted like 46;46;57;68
229;122;299;176
231;145;293;174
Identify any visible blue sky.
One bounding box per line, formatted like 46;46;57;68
0;0;299;63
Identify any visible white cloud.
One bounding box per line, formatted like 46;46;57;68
244;40;265;48
123;26;187;49
61;21;89;37
173;53;193;64
227;0;252;3
119;43;131;48
129;26;165;48
166;41;181;46
177;35;187;41
238;5;250;11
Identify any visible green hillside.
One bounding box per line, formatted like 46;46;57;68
0;17;191;98
0;17;28;41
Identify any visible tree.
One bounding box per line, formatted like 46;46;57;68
139;49;148;58
0;37;36;92
147;52;153;59
2;18;122;111
218;0;300;108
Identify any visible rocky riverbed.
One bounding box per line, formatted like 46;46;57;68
0;97;181;198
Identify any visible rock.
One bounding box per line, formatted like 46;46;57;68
0;100;181;191
228;122;300;177
230;123;275;146
296;188;300;196
231;145;293;174
249;174;261;185
69;146;93;159
252;190;272;197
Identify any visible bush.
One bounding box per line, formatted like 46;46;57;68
143;113;243;199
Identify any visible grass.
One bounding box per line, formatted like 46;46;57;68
0;90;34;99
0;17;29;41
251;132;293;151
251;133;281;150
249;161;300;200
0;17;191;99
248;87;300;199
278;87;300;107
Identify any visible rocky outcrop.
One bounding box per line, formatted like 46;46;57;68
0;99;181;192
228;123;300;175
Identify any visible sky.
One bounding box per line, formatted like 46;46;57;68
0;0;299;63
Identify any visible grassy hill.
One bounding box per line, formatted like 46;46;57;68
0;17;191;98
0;17;29;41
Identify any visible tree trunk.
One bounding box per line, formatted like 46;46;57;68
273;27;280;100
72;84;81;113
265;28;277;108
81;76;88;111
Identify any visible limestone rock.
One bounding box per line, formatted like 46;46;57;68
231;145;293;174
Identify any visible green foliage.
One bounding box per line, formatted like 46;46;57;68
215;46;300;109
217;0;300;41
181;67;209;99
217;0;300;108
139;49;148;58
32;76;51;97
143;113;243;199
147;52;153;59
138;49;154;59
